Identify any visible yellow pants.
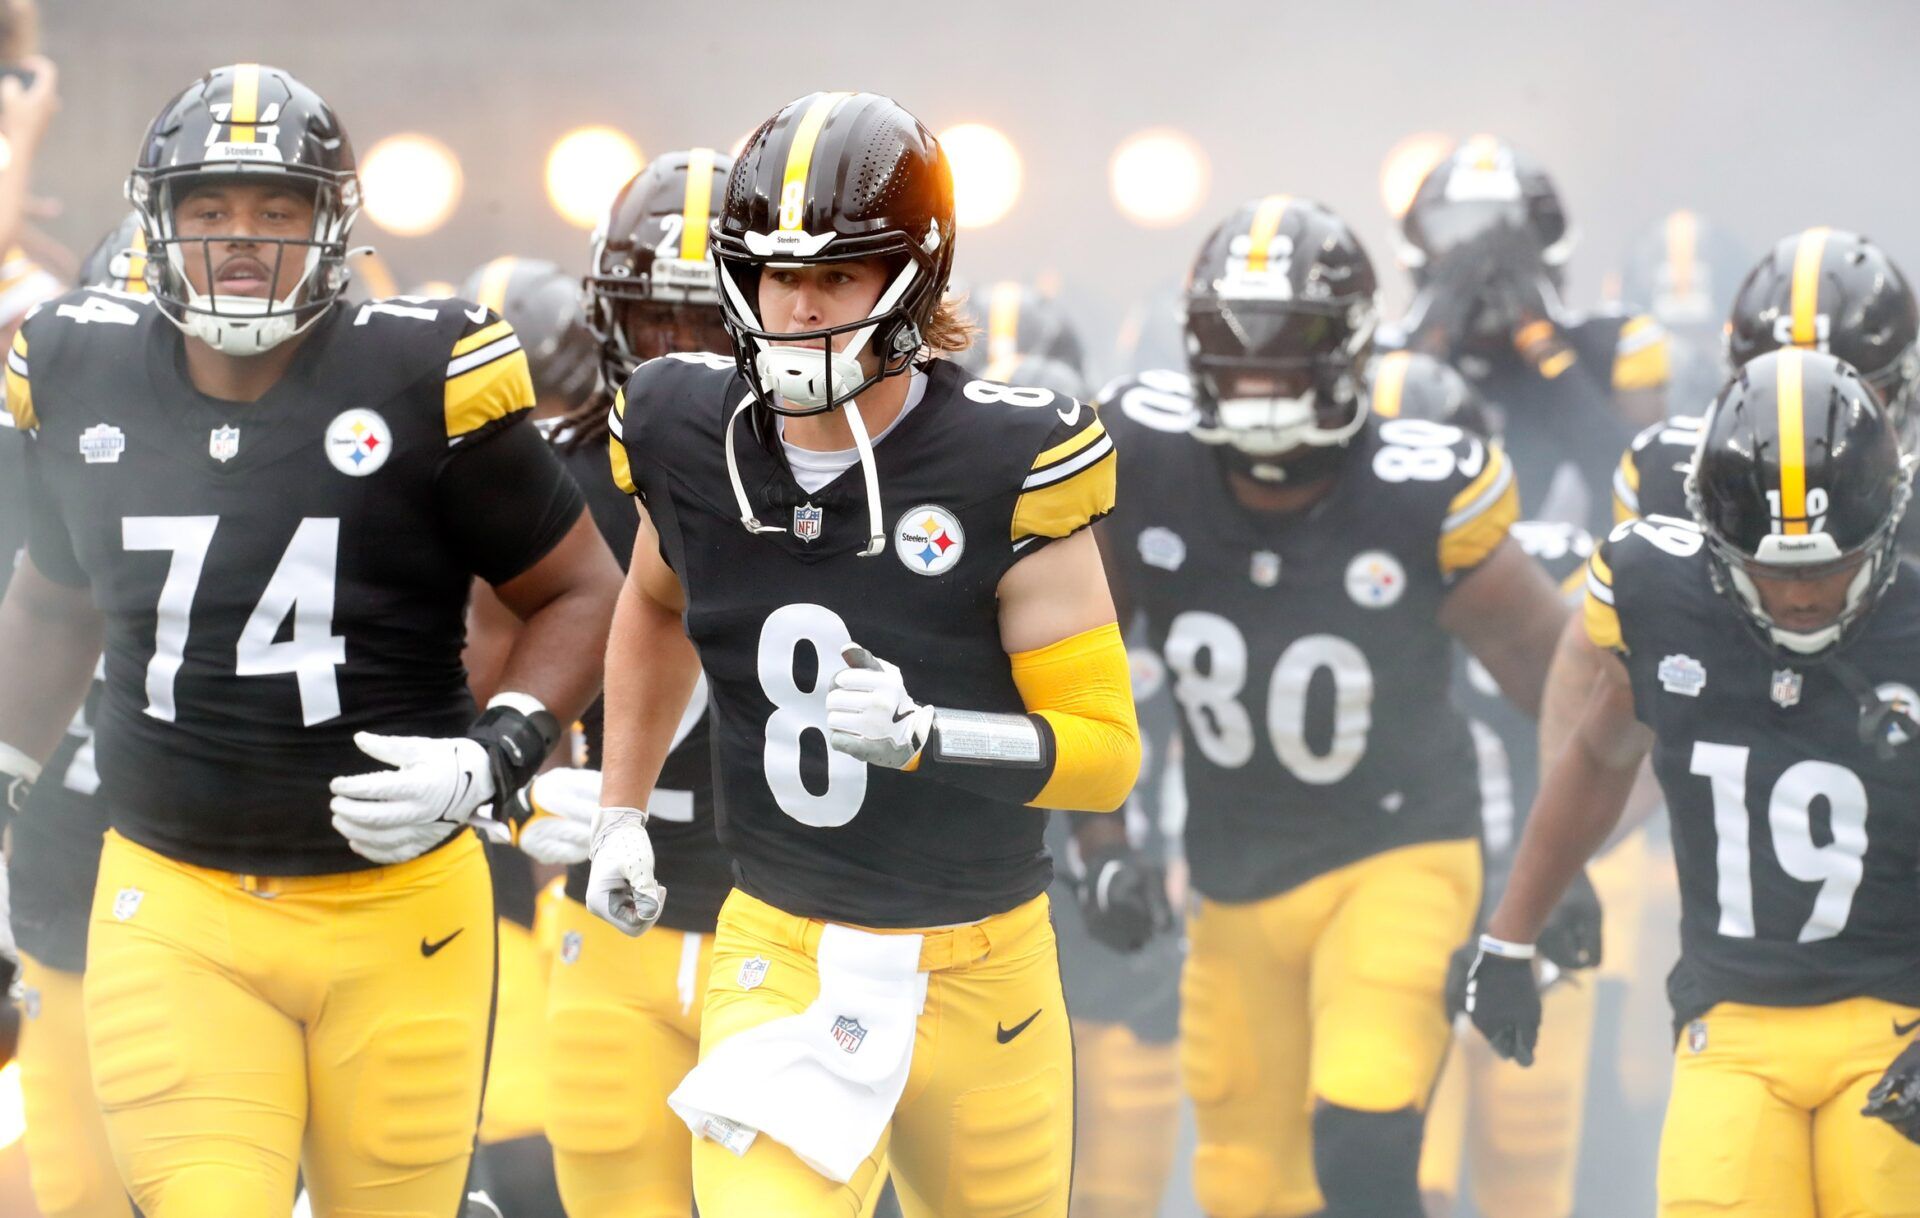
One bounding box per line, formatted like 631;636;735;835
1182;838;1480;1218
84;829;495;1218
545;894;712;1218
692;888;1073;1218
16;955;131;1218
479;917;551;1146
1658;997;1920;1218
1070;1019;1180;1218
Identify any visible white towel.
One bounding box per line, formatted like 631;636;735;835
668;924;928;1182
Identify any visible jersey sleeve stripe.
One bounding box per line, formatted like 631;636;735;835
1024;428;1114;490
1031;417;1108;474
1442;446;1514;533
1613;449;1642;522
446;333;523;379
1011;448;1117;541
445;347;536;443
5;332;32;431
1612;316;1671;391
609;433;636;495
1439;447;1519;576
607;390;626;442
1584;584;1624;652
451;319;515;360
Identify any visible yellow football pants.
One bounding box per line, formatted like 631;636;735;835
16;955;131;1218
545;895;712;1218
1070;1018;1180;1218
479;916;550;1146
84;829;495;1218
692;888;1073;1218
1182;838;1481;1218
1658;997;1920;1218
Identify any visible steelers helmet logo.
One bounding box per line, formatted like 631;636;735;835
325;409;393;476
1344;550;1406;608
895;504;965;576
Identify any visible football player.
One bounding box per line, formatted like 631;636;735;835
585;92;1139;1218
1092;196;1568;1218
1617;209;1752;415
957;280;1087;382
1395;136;1670;536
1469;348;1920;1216
0;64;620;1216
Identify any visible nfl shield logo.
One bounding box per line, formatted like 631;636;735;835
1770;668;1803;709
831;1015;868;1054
112;887;143;921
1250;550;1282;587
208;425;240;462
794;503;823;543
559;931;582;965
738;956;770;990
1686;1019;1708;1053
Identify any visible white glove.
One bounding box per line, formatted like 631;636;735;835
586;806;665;936
825;644;932;769
519;768;599;865
329;731;495;865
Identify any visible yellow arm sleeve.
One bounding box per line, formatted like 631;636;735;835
1009;621;1140;812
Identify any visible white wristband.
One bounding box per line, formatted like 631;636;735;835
486;690;550;719
1479;934;1537;961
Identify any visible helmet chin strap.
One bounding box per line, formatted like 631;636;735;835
165;240;326;355
722;390;888;556
1728;559;1876;655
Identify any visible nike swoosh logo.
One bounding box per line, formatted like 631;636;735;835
1896;1015;1920;1036
465;304;489;325
891;708;917;724
421;929;464;957
1055;399;1081;427
996;1009;1042;1044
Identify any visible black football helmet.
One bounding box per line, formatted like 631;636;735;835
1400;136;1572;283
125;64;360;354
79;211;150;294
456;257;598;415
585;148;735;391
1688;348;1911;655
1182;195;1379;483
1370;349;1495;440
962;280;1085;379
1725;228;1919;445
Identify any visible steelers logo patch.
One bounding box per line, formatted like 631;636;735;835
895;504;965;576
325;409;393;476
1344;550;1406;609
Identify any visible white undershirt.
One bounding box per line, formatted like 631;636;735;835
778;371;928;494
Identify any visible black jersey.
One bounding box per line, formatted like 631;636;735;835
1588;519;1920;1027
8;290;583;876
1100;370;1519;902
610;353;1115;928
552;427;731;933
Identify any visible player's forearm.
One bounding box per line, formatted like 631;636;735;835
600;569;701;810
491;581;613;726
0;559;102;763
1538;612;1604;768
1486;741;1637;944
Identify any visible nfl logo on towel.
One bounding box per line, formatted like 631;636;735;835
209;425;240;462
831;1015;867;1054
794;503;823;543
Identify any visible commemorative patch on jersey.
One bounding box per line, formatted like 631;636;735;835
209;424;240;463
1770;668;1803;709
895;504;965;576
1138;526;1186;572
79;422;125;464
1658;653;1707;697
1344;550;1406;608
325;408;392;476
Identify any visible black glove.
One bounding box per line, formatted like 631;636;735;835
1074;841;1173;953
1465;940;1540;1067
1864;1036;1920;1144
1537;869;1604;972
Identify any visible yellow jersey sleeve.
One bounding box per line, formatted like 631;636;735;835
1612;443;1643;525
4;329;33;432
444;314;535;443
1010;405;1116;543
607;388;637;496
1612;314;1670;392
1583;548;1625;652
1437;443;1519;577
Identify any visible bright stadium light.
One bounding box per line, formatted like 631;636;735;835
0;1062;22;1150
547;126;644;230
940;123;1023;229
360;134;462;237
1379;131;1454;220
1110;128;1209;228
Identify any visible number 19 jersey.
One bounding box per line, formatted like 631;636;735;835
1100;371;1520;902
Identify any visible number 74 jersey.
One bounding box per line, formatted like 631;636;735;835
1588;516;1920;1027
1099;371;1519;902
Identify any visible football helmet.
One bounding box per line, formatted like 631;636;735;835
585;147;734;391
1725;228;1919;446
126;64;360;354
78;211;150;294
1688;348;1911;655
1400;136;1572;281
457;256;598;414
962;280;1086;379
1182;195;1379;483
1369;348;1495;440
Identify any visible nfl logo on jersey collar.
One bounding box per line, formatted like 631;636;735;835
325;408;392;476
209;425;240;463
1250;550;1281;587
1659;653;1707;697
895;504;964;576
1770;668;1803;709
793;503;824;543
79;423;126;464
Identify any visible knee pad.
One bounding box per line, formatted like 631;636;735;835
84;960;187;1109
1311;1104;1423;1218
351;1013;487;1169
147;1169;287;1218
951;1064;1069;1218
1191;1144;1283;1218
546;1003;672;1155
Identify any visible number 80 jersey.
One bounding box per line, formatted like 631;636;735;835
1100;371;1519;902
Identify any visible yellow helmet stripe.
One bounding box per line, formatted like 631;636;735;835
229;63;261;144
679;147;717;262
476;256;517;316
1465;133;1501;171
1776;348;1809;534
1665;209;1696;299
778;92;851;232
1789;226;1831;347
988;281;1022;367
1372;351;1411;417
1245;195;1291;273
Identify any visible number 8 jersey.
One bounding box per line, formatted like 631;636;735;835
1099;371;1519;902
5;290;585;875
1587;517;1920;1029
610;353;1116;928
